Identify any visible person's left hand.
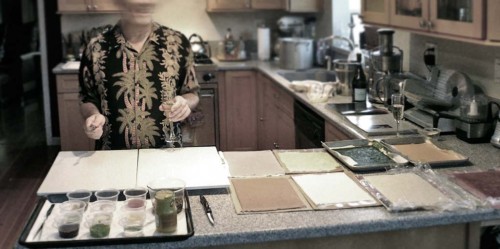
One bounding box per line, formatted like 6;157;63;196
159;96;191;122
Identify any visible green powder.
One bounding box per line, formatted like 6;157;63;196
90;223;111;238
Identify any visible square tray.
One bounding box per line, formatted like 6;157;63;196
380;136;469;167
18;195;194;248
322;139;408;172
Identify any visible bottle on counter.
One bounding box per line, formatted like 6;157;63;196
224;28;237;59
238;36;246;60
352;53;367;102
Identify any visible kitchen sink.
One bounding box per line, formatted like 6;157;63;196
278;69;337;82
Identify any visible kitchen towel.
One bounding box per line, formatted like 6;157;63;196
258;27;271;61
274;150;343;173
230;177;310;213
223;151;285;177
292;173;378;209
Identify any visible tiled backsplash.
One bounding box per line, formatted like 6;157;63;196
408;34;500;100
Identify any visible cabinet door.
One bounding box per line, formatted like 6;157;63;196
429;0;484;39
276;111;295;150
361;0;390;25
287;0;321;13
252;0;284;9
58;93;95;151
325;121;354;141
91;0;122;12
487;0;500;41
207;0;251;11
390;0;430;30
257;74;278;150
58;0;90;13
221;71;258;151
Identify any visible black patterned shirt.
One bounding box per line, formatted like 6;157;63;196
79;23;199;150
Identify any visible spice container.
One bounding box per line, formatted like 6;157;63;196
154;190;177;233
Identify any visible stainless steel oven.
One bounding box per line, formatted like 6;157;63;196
182;62;220;148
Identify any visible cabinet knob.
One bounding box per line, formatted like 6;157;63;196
427;20;434;29
419;19;427;29
259;118;264;121
273;143;280;149
93;5;98;10
87;5;92;10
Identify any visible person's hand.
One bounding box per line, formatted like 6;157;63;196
84;113;106;140
159;96;191;122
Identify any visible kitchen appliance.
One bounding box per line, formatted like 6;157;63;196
277;16;305;37
279;38;314;70
491;112;500;148
368;29;404;105
294;101;325;149
189;34;211;58
333;59;358;96
182;57;219;148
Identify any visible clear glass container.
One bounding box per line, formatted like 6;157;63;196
395;0;423;17
437;0;473;23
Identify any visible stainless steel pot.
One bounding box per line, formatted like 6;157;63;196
279;38;313;70
333;59;358;96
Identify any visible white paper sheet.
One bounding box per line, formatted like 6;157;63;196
292;173;376;208
37;151;139;195
137;147;229;190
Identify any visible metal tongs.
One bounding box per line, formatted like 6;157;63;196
33;204;55;240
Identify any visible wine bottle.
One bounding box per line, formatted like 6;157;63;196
352;54;367;102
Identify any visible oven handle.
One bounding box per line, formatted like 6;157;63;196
199;88;215;97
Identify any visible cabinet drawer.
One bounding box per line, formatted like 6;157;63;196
56;74;80;93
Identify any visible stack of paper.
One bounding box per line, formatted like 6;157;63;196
292;173;377;209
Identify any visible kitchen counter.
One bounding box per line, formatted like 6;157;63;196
33;60;500;249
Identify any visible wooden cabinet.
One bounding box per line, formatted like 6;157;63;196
219;71;258;151
56;74;95;151
361;0;391;25
488;0;500;41
325;121;355;142
364;0;485;40
286;0;322;13
58;0;121;13
257;73;295;150
207;0;250;11
252;0;284;10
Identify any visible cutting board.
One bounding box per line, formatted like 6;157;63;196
136;147;229;190
37;150;138;195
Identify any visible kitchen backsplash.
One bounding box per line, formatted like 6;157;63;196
408;34;500;100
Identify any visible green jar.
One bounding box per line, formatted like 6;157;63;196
154;190;177;233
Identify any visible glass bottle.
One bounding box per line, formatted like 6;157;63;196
352;53;367;102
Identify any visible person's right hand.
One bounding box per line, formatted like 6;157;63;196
84;114;106;140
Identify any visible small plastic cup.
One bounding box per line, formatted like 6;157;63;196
124;187;148;200
147;178;185;213
119;209;146;237
95;189;120;202
86;211;113;239
66;190;92;206
53;211;83;239
59;200;86;214
122;198;147;212
88;200;116;213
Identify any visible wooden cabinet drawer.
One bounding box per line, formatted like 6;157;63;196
56;74;80;93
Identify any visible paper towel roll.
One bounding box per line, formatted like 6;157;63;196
258;27;271;61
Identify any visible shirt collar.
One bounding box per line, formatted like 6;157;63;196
113;22;161;52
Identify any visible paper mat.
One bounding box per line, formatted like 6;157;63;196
223;151;285;177
274;150;343;174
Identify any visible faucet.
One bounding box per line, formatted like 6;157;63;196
316;35;356;69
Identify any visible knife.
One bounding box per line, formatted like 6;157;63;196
33;203;55;240
200;195;215;226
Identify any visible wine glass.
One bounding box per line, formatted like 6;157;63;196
162;99;182;148
391;93;405;137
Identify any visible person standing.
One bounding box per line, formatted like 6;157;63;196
79;0;199;150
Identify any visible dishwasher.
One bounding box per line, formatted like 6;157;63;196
294;101;325;149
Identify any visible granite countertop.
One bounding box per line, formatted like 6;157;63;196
39;60;500;249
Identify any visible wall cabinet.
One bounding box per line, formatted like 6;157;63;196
56;74;95;151
58;0;121;13
257;73;295;150
207;0;320;12
487;0;500;41
219;71;258;151
363;0;486;40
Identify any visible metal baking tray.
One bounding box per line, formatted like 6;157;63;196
380;136;469;167
18;195;194;248
322;139;408;172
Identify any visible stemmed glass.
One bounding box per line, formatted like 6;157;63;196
391;93;405;137
162;99;182;148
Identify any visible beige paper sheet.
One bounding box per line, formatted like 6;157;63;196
393;142;466;163
275;150;343;173
364;173;451;208
223;151;285;177
292;173;377;208
230;177;309;213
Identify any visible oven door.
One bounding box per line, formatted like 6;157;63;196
183;86;219;148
